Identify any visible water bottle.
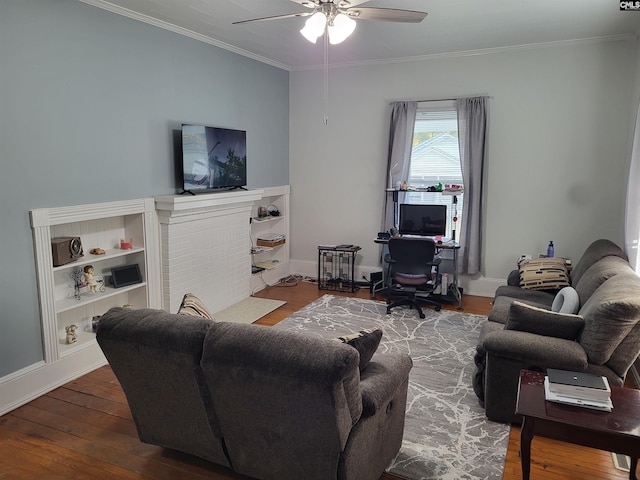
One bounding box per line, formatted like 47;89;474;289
547;241;554;258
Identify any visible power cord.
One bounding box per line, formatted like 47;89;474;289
274;274;301;287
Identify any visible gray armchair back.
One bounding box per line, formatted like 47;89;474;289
201;322;362;480
96;308;230;466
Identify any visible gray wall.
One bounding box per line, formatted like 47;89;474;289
289;39;638;293
0;0;289;377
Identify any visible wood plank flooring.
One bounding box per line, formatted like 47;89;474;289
0;279;632;479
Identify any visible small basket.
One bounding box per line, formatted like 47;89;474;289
257;237;286;247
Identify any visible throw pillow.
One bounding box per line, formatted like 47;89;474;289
551;286;580;314
519;258;570;291
505;301;584;340
334;327;383;371
178;293;215;321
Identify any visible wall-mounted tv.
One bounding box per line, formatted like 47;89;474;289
399;204;447;237
181;124;247;193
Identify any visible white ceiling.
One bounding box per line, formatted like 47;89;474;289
81;0;640;70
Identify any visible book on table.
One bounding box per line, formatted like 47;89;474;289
544;377;613;412
546;368;611;402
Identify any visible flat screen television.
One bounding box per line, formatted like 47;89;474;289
181;124;247;192
399;204;447;237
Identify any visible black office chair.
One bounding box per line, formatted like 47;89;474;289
384;237;442;318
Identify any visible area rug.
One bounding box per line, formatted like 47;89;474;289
213;297;286;324
275;294;509;480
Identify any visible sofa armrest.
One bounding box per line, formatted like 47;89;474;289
359;353;413;417
482;330;588;370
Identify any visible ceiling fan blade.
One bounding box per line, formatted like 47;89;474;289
233;11;312;25
288;0;371;7
346;7;427;23
288;0;319;7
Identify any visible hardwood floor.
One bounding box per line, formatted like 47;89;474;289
0;280;631;479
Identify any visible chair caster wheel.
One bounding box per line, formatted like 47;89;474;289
435;305;441;312
386;307;392;315
419;313;425;319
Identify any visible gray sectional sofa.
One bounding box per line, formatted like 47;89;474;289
474;239;640;423
96;307;412;480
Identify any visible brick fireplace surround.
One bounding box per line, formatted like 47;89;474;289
155;190;263;314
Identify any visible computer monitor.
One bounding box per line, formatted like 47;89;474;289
398;204;447;237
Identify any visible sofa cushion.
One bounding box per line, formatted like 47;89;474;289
505;301;584;340
519;258;570;291
578;274;640;365
551;286;580;314
574;255;634;304
178;293;214;320
335;327;383;371
570;239;628;286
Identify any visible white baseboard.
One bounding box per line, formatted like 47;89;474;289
0;344;106;416
289;259;505;298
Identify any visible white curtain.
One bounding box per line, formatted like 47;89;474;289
625;101;640;273
381;101;417;231
457;97;488;275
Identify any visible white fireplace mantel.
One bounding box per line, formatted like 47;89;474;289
155;189;264;220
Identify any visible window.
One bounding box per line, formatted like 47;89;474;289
404;101;463;240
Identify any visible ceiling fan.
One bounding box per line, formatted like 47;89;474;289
233;0;427;45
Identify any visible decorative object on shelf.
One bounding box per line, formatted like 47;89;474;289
110;264;142;288
65;324;78;344
91;315;101;333
256;233;286;247
120;239;133;250
257;206;268;218
84;265;98;294
69;267;85;300
122;303;133;309
267;205;280;216
89;247;105;255
51;236;83;267
400;181;408;191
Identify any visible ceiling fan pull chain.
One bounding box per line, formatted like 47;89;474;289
324;31;329;125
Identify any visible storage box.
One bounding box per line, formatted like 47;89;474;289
257;237;286;247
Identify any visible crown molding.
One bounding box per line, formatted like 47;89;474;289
78;0;291;71
290;34;637;71
78;0;635;73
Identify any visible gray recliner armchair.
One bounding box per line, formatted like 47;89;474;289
474;239;640;423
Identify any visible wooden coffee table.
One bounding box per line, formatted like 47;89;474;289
515;370;640;480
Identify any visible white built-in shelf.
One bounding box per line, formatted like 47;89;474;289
55;283;148;313
252;215;285;223
52;247;144;273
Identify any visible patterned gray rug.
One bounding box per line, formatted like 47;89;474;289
275;294;510;480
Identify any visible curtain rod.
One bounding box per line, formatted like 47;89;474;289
390;94;493;104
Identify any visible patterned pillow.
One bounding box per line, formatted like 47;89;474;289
519;258;570;291
334;327;383;371
178;293;214;321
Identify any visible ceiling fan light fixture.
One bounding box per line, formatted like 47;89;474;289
328;12;356;44
300;11;327;43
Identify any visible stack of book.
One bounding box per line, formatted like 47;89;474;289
544;368;613;412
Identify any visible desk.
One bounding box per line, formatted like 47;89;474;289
516;370;640;480
373;237;462;310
